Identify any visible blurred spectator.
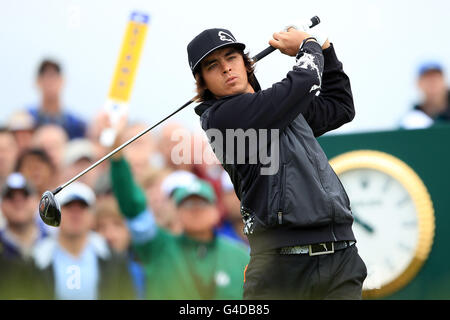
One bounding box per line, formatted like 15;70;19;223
32;182;134;299
191;131;226;219
94;198;146;299
215;171;248;247
0;128;18;187
32;124;68;174
140;168;182;235
0;249;42;299
16;148;55;197
110;155;249;299
160;169;198;197
0;173;48;260
93;171;113;200
62;138;100;188
26;59;86;139
7;111;35;154
157;122;194;172
400;61;450;129
118;123;157;177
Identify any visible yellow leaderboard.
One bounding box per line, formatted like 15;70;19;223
108;11;149;103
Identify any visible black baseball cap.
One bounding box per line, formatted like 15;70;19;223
187;28;246;76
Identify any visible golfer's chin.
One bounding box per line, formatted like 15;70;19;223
216;83;252;98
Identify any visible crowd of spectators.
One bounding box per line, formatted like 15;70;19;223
0;59;249;299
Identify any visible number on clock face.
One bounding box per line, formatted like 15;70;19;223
339;168;418;290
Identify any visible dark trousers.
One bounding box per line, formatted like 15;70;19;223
243;244;367;300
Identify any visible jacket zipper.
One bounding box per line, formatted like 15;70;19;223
278;164;286;225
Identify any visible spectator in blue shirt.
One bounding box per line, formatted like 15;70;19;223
32;182;134;299
27;59;86;140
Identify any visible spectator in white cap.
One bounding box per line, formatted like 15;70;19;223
0;172;49;260
62;138;99;188
7;110;35;154
0;128;19;192
161;169;198;197
32;182;135;300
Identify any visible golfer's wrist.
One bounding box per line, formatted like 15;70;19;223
300;37;318;50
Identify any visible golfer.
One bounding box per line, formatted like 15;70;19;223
187;22;367;299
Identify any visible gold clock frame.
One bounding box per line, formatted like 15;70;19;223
329;150;435;299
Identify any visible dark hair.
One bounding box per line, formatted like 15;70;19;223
37;59;62;77
194;49;257;102
15;148;55;172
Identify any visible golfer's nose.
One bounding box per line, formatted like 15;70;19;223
222;62;231;74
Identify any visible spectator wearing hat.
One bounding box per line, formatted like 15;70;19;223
62;138;100;189
0;128;19;191
6;111;35;154
110;155;250;299
26;59;86;140
400;61;450;129
0;172;49;260
32;182;134;300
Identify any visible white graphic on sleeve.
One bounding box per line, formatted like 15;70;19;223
218;31;236;43
241;207;255;235
295;52;322;93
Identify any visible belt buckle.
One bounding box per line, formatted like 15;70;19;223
309;242;335;256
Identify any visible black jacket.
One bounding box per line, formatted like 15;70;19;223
195;41;356;254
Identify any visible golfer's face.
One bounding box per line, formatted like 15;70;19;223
200;47;254;98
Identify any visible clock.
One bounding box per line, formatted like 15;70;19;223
329;150;435;298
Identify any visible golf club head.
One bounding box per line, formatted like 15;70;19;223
39;190;61;227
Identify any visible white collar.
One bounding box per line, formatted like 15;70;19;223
33;232;110;269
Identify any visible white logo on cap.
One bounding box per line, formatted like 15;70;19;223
188;181;201;193
218;31;236;43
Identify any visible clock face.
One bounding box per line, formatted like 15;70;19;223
330;150;435;298
339;168;418;291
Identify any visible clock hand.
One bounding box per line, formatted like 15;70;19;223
353;211;375;234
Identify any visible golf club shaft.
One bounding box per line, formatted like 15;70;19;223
53;16;321;195
54;99;194;194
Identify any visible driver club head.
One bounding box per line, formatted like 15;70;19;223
39;190;61;227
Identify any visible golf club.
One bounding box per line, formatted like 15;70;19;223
39;16;321;227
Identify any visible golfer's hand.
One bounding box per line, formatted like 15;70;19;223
269;28;314;57
291;19;330;50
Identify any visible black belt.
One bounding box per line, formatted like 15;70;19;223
278;240;355;256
